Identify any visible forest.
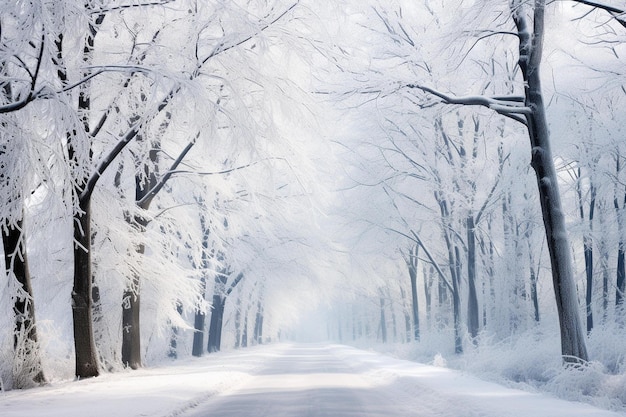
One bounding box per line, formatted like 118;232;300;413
0;0;625;411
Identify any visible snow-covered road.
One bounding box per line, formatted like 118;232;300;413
0;343;623;417
181;344;622;417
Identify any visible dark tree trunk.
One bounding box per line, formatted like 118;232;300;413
121;211;149;369
67;9;107;379
513;0;588;362
192;220;211;357
72;200;100;378
436;194;462;353
615;181;626;310
3;217;45;385
407;245;420;341
192;284;207;357
584;239;593;333
577;167;596;333
617;246;625;308
121;240;143;369
452;246;462;354
466;216;479;340
207;294;226;353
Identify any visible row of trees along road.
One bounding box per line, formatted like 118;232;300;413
2;0;626;391
323;0;626;364
0;0;329;388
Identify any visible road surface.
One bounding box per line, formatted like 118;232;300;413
178;344;622;417
0;343;623;417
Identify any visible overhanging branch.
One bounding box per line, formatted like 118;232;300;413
406;84;529;125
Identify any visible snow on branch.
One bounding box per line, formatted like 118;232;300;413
405;84;529;125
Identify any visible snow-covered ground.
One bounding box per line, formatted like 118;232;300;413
1;343;624;417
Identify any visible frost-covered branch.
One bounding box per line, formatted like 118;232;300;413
199;2;299;68
406;84;529;125
0;31;45;114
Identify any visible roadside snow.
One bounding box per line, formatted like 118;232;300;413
0;343;624;417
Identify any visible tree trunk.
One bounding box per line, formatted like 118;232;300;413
513;0;588;362
577;167;596;333
399;286;412;343
254;300;264;344
68;9;106;379
72;200;100;378
424;266;433;329
389;293;397;342
529;263;541;323
168;301;183;359
584;238;593;333
617;246;625;308
242;311;249;348
452;246;463;354
466;216;479;340
436;194;462;353
207;294;226;353
3;217;45;386
615;181;625;310
379;297;387;343
121;240;142;369
121;211;149;369
407;245;420;341
192;281;207;356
